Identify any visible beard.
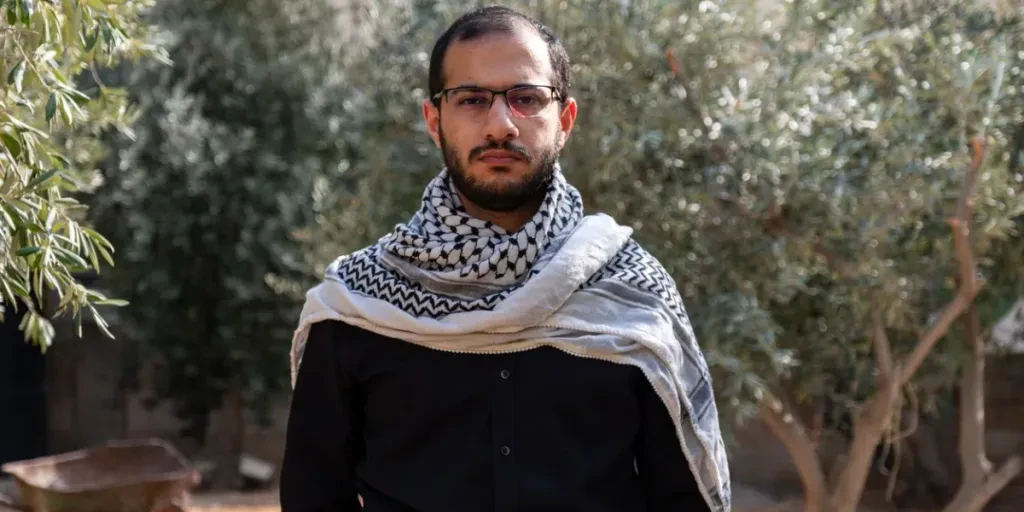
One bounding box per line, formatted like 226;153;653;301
440;127;559;213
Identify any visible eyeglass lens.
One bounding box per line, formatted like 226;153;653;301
447;87;554;117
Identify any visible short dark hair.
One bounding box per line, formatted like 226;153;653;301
428;6;572;106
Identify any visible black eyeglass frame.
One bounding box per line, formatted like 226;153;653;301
430;84;563;112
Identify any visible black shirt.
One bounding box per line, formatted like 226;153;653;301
280;319;709;512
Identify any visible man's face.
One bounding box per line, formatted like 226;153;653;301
423;29;577;212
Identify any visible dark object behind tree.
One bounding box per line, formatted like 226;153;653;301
0;307;46;467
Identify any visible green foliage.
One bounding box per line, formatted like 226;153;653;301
86;0;347;439
0;0;164;349
651;0;1024;425
291;0;1024;437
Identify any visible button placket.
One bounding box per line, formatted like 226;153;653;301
491;354;518;512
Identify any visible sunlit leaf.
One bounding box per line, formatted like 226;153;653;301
88;304;114;339
25;168;59;191
54;246;89;269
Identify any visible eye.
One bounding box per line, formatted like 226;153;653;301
451;89;490;107
508;88;549;107
457;95;489;106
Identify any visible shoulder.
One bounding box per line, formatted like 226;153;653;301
580;236;694;327
585;237;680;292
306;319;421;361
307;318;379;344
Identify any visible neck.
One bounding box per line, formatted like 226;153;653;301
457;191;542;232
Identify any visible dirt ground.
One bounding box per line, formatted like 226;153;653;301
0;486;282;512
189;490;281;512
0;481;809;512
190;486;782;512
0;484;785;512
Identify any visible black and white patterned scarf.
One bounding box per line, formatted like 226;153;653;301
290;164;732;511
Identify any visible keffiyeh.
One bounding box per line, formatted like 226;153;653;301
290;164;732;511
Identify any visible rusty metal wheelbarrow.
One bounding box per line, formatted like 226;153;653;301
0;438;200;512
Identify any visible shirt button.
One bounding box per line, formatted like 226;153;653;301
500;369;510;379
500;446;511;456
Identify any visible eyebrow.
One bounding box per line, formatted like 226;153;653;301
449;82;538;89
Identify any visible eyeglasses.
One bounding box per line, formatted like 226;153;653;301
432;85;561;118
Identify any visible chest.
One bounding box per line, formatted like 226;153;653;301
350;339;644;431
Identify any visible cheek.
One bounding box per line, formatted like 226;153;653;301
441;122;473;151
524;120;561;149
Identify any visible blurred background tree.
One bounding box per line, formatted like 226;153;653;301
1;0;164;348
85;0;350;488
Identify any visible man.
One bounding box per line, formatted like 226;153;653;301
281;6;730;512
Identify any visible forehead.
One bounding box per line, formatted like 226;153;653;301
443;29;553;88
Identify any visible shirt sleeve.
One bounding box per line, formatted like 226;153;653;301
280;320;363;512
635;375;711;512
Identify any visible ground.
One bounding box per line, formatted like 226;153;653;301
0;485;281;512
1;485;791;512
188;484;788;512
189;490;280;512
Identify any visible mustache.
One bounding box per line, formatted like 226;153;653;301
469;141;531;162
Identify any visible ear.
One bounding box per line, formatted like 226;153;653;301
423;99;441;148
556;97;578;150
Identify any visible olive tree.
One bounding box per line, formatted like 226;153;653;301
1;0;165;348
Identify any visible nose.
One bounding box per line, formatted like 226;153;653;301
483;95;519;142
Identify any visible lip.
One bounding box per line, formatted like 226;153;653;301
478;150;524;164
